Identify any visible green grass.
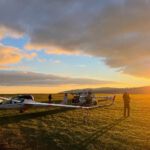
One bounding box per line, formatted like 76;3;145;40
0;94;150;150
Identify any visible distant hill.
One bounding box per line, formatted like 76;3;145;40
63;86;150;94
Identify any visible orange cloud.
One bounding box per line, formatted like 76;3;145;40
0;45;22;65
26;43;81;55
0;44;37;68
24;52;37;59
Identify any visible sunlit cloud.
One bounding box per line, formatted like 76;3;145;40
0;26;23;39
24;52;37;60
0;0;150;77
0;44;37;68
0;44;22;65
26;43;82;55
45;48;81;56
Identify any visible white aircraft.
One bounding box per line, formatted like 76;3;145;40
0;94;115;113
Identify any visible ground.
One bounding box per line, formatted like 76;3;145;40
0;94;150;150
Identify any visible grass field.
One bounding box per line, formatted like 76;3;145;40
0;94;150;150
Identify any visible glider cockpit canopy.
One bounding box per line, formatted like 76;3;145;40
11;95;34;103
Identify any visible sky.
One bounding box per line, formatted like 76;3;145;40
0;0;150;93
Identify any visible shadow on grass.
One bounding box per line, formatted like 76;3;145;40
75;117;126;150
0;107;73;126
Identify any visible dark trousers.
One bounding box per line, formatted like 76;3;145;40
124;105;130;117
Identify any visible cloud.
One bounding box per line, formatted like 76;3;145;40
0;44;37;68
24;52;37;59
52;60;61;64
0;0;150;77
0;25;23;39
0;71;116;86
0;44;22;65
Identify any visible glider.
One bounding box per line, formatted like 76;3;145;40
0;94;115;113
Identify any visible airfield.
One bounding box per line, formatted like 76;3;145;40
0;94;150;150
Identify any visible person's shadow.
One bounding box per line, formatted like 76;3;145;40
73;117;126;150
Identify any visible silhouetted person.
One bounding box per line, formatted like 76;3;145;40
123;92;130;117
48;94;52;103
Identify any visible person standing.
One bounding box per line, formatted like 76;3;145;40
48;94;52;103
123;92;131;117
63;93;68;104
